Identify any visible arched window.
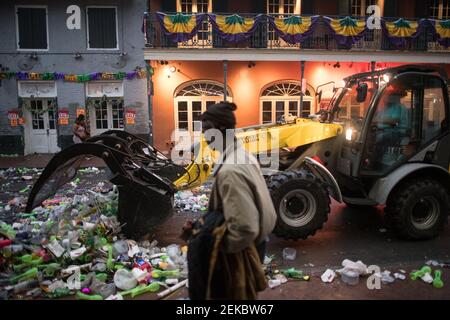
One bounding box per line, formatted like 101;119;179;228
260;81;315;124
174;80;232;132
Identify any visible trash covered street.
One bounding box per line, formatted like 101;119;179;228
1;157;449;300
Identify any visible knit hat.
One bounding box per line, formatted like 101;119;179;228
200;102;237;129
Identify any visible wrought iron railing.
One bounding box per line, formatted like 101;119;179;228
144;13;449;52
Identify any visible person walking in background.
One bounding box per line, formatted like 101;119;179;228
73;114;89;144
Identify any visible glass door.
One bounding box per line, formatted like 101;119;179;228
178;0;212;47
24;99;59;154
90;99;124;135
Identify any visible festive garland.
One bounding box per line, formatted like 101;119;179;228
0;70;148;82
86;96;124;108
19;98;58;116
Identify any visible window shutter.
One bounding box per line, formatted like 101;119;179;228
213;1;228;13
17;8;47;49
384;0;398;17
302;0;314;14
252;0;266;13
88;8;117;49
338;0;351;16
161;0;177;12
415;0;431;18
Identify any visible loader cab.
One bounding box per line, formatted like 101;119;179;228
334;66;450;195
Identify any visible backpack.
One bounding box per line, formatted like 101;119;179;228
187;210;224;300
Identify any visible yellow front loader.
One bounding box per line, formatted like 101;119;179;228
27;65;450;241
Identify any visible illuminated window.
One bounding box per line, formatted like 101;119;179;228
267;0;300;47
174;80;232;132
178;0;211;13
268;0;299;15
260;81;315;124
351;0;377;16
431;0;450;19
177;0;212;47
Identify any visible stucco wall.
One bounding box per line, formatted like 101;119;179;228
0;0;149;154
151;60;395;151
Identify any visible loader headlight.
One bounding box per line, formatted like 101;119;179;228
345;128;354;141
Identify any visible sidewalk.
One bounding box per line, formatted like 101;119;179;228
0;154;106;169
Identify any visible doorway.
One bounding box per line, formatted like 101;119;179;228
88;98;124;136
23;99;59;154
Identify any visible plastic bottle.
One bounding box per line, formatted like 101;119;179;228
282;268;303;279
46;288;72;299
113;240;128;257
41;263;61;277
90;278;116;299
19;254;44;266
341;259;368;275
0;239;12;248
11;267;39;283
96;273;108;282
9;244;24;253
13;280;39;293
130;282;161;298
113;269;138;290
76;291;103;300
433;270;444;288
151;269;180;279
410;266;432;280
106;244;114;271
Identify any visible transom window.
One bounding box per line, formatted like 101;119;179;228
177;82;230;97
174;81;232;132
431;0;450;19
260;81;315;124
351;0;377;17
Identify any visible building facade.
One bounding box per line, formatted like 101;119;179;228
0;0;150;155
145;0;450;153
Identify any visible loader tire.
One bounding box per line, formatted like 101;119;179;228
385;179;449;240
267;169;331;240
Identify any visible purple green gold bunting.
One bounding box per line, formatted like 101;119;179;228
381;18;422;47
427;19;450;47
268;15;319;44
323;16;367;48
156;12;206;43
208;14;263;43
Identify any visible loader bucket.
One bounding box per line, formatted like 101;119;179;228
25;131;184;239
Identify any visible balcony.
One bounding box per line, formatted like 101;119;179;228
144;13;449;53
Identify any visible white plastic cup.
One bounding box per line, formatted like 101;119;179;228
282;247;297;261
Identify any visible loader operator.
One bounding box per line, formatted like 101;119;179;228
371;88;415;168
186;101;277;299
